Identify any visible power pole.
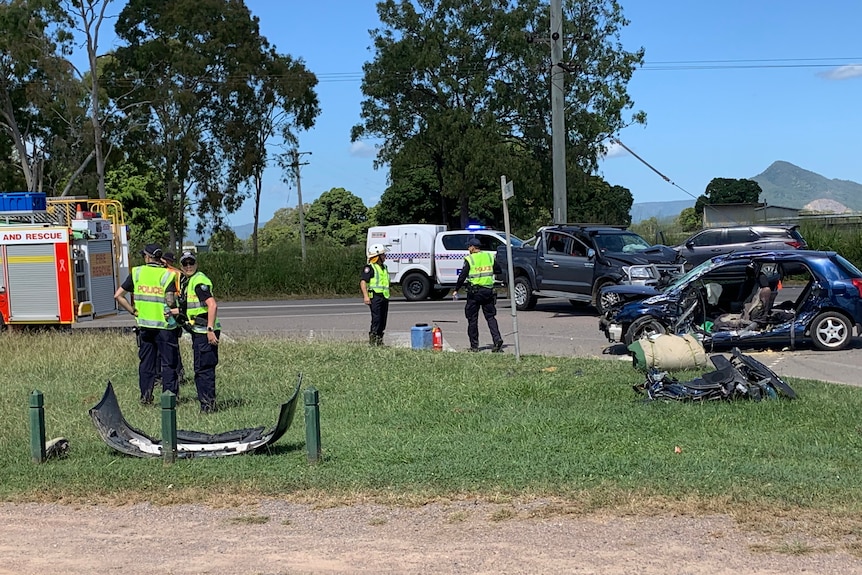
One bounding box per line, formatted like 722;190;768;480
292;150;312;262
550;0;567;224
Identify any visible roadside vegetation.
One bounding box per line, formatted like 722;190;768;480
2;331;862;539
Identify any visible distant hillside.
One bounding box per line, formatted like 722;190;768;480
630;200;694;223
232;222;255;240
752;161;862;211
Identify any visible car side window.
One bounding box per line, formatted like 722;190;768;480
727;229;756;244
441;235;469;250
570;237;589;257
691;230;722;247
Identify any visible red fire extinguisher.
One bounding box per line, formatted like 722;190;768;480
432;324;443;351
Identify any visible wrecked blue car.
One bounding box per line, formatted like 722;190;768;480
598;250;862;351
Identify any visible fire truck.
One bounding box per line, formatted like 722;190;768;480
0;192;130;329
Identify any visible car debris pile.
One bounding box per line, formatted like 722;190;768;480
634;348;797;402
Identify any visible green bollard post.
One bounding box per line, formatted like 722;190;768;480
160;391;177;465
29;390;46;464
304;387;321;464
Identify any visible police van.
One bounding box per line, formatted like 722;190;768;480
366;224;521;301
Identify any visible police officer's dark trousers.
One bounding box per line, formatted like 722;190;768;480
464;286;502;350
192;331;219;412
369;293;389;344
138;327;180;401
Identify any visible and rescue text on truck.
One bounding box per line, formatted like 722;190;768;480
0;192;130;329
366;224;522;301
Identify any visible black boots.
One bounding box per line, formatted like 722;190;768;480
369;334;384;346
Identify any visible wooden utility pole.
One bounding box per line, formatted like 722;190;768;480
292;151;312;262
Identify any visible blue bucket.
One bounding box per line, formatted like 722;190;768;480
411;323;433;349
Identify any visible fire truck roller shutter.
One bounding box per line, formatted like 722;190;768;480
7;244;61;321
87;240;117;316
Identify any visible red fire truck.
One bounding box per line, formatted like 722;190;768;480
0;193;130;328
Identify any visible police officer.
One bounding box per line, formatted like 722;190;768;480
161;251;186;383
453;237;503;352
179;251;221;413
360;243;389;346
114;243;181;404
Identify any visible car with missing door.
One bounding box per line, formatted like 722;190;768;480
599;250;862;351
675;224;807;269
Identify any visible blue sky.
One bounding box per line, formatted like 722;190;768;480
83;1;862;226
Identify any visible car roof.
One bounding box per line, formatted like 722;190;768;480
714;249;833;262
693;224;799;232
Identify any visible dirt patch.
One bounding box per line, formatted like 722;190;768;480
1;500;859;574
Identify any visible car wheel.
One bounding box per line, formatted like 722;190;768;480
624;316;668;346
593;280;618;314
514;276;537;311
810;311;852;351
401;273;431;301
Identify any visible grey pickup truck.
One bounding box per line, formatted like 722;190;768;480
495;224;685;313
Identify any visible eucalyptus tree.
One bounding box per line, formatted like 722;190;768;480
229;48;319;257
111;0;271;251
62;0;115;199
0;0;82;193
353;0;645;228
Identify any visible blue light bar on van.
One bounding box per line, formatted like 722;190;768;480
466;224;486;230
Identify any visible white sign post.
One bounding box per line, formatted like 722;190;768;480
500;175;520;360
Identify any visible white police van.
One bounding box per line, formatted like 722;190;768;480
366;224;522;301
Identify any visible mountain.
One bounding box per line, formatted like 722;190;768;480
232;222;255;240
752;161;862;211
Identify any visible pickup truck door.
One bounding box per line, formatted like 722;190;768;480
539;233;594;295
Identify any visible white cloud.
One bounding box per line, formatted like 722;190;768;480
820;65;862;80
602;140;627;159
349;141;378;158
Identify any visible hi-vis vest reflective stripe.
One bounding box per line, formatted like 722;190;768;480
133;265;176;329
368;262;390;298
466;251;495;287
185;272;221;334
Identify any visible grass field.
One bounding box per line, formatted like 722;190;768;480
2;331;862;531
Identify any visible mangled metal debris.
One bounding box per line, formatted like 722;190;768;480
635;348;797;402
89;375;302;458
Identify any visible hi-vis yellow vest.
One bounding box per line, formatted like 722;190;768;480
185;272;221;334
466;252;494;287
132;265;176;329
368;262;390;298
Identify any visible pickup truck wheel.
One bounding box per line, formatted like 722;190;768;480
593;280;619;315
430;288;451;300
514;276;537;311
624;316;668;346
402;273;431;301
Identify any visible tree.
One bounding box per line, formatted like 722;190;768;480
209;227;241;252
111;0;272;252
304;188;369;246
62;0;114;199
226;49;320;257
104;160;165;248
567;173;632;226
0;0;82;193
259;206;303;249
694;178;762;216
677;207;700;232
353;0;644;229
